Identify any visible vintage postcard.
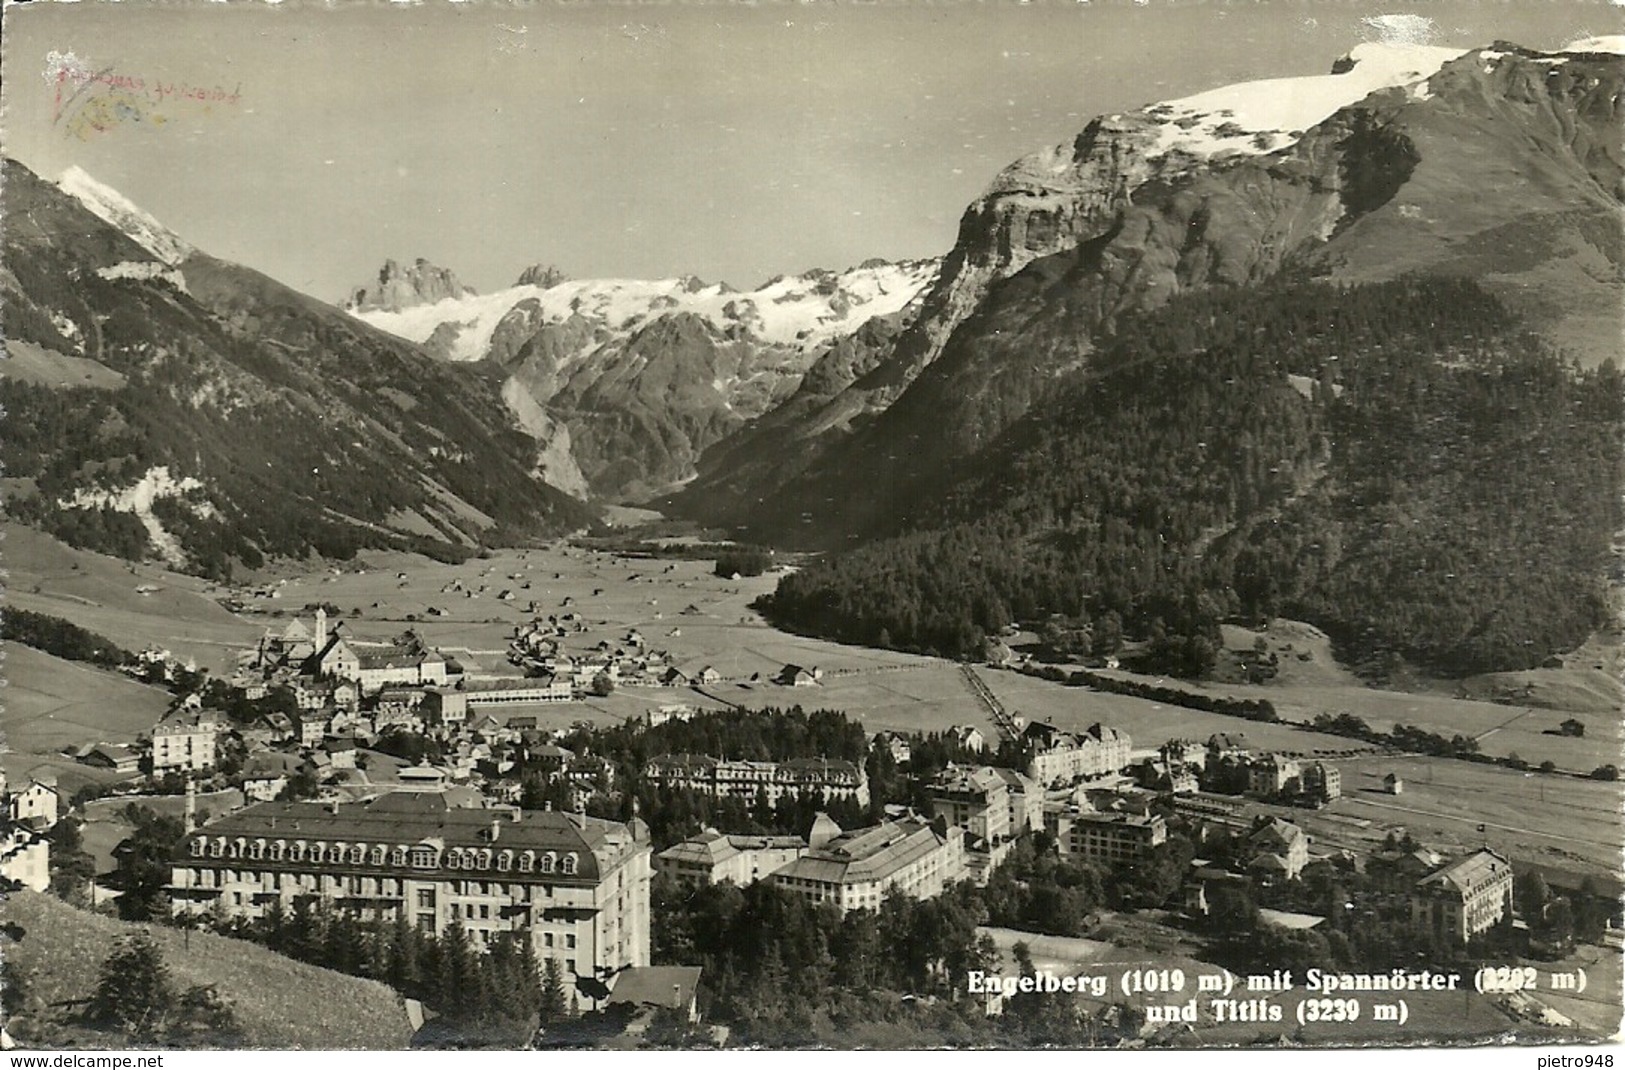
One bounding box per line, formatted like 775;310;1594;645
0;0;1620;1054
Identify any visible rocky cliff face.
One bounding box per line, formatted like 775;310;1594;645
345;258;476;313
673;40;1623;544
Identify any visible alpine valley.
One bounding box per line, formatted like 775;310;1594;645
4;36;1622;680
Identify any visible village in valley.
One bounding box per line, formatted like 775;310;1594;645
3;529;1620;1047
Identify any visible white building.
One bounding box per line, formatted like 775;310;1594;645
768;817;964;913
152;708;227;775
169;792;652;984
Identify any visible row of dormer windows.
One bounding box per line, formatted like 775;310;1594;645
189;835;579;874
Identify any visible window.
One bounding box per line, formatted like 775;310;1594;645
270;841;286;860
370;846;386;865
479;904;490;920
411;846;437;868
392;847;409;866
310;844;325;863
518;852;535;873
290;842;305;861
540;853;556;873
565;934;577;949
497;851;512;872
416;888;435;909
417;914;436;934
561;853;578;875
350;846;366;864
544;932;554;948
190;840;205;856
249;840;265;859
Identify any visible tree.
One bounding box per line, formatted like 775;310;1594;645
538;957;569;1026
116;806;186;921
48;817;97;901
1207;884;1259;935
2;957;32;1022
1516;870;1551;920
87;932;175;1040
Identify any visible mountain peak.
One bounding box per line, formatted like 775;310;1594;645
345;257;475;313
514;263;569;289
57;165;194;267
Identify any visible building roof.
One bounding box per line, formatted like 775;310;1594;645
1247;817;1307;850
1418;849;1512;896
606;966;702;1011
777;757;862;782
990;768;1039;793
771;818;947;887
243;752;304;778
355;647;422;672
1069;809;1163;831
657;830;740;868
646;754;720;775
176;792;642;883
930;765;1008;796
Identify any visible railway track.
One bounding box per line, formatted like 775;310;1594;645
960;664;1019;740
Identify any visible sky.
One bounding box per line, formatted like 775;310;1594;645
3;0;1618;301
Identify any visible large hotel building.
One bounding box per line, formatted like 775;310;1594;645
169;793;651;982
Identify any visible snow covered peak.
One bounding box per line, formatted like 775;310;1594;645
58;165;194;266
1141;42;1467;162
1560;35;1625;55
351;258;941;364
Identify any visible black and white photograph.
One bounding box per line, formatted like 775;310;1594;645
0;0;1621;1053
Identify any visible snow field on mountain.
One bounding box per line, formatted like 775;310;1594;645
1144;43;1467;160
352;260;939;363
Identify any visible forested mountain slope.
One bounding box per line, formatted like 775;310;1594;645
762;279;1624;677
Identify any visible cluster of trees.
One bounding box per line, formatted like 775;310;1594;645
617;705;869;765
862;730;1013;816
712;547;774;578
977;835;1194;935
761;279;1622;679
1020;663;1279;722
1514;869;1617;953
645;837;1188;1045
650;873;996;1045
0;609;133;669
631;784;871;854
219;901;550;1043
195;678;300;728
